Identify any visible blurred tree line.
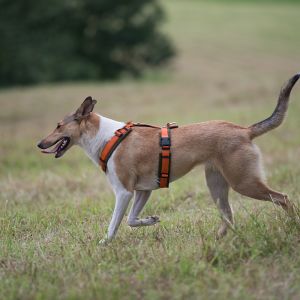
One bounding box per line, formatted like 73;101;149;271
0;0;175;87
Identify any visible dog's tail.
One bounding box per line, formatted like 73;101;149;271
249;73;300;139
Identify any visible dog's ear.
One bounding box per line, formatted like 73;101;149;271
75;96;97;120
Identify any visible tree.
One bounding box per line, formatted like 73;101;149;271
0;0;175;86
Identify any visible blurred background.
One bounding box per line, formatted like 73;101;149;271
0;0;175;86
1;1;300;299
1;0;300;167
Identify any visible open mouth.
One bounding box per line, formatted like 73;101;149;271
41;137;70;158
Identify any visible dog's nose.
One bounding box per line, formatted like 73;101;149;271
37;141;43;149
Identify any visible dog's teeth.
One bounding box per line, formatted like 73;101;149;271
59;139;68;151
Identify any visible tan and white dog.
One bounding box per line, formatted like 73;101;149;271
38;74;299;244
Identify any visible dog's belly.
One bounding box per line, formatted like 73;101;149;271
134;162;199;190
134;153;200;190
135;179;159;191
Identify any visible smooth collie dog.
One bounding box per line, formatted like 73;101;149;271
38;74;299;244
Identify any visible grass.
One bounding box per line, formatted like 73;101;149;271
1;0;300;299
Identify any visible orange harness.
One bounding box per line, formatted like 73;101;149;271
99;122;134;172
158;122;178;188
99;122;178;188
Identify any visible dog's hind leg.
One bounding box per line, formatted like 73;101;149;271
205;162;234;239
218;144;293;211
232;180;291;211
127;191;160;227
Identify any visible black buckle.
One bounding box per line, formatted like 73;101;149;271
115;126;131;137
160;137;171;147
115;130;123;137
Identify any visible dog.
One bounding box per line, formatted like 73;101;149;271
37;73;299;244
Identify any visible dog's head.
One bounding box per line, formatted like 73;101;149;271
37;96;97;158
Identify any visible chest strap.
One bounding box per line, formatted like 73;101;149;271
100;122;134;172
159;122;178;188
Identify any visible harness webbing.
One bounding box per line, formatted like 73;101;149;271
99;122;134;172
99;121;178;188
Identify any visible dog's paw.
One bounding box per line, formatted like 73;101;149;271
128;216;160;227
144;215;160;226
99;238;110;246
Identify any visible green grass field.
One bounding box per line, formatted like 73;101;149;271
1;1;300;299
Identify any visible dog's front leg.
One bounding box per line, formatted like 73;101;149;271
100;190;133;245
127;191;160;227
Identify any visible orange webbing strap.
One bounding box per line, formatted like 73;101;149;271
159;127;171;188
99;122;134;172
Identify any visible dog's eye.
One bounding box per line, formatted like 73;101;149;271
57;124;62;129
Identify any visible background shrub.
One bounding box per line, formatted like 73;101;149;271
0;0;175;86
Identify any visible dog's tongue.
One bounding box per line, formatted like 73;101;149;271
41;140;62;154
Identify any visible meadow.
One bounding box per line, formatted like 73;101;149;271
1;0;300;299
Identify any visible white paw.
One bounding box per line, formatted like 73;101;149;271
142;215;160;226
99;238;110;245
139;216;160;226
128;216;160;227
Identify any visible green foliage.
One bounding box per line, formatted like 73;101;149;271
0;0;175;86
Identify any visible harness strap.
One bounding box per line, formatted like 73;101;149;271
159;123;178;188
99;122;134;172
133;122;160;129
99;121;178;190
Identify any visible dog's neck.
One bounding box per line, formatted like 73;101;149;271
78;114;125;166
